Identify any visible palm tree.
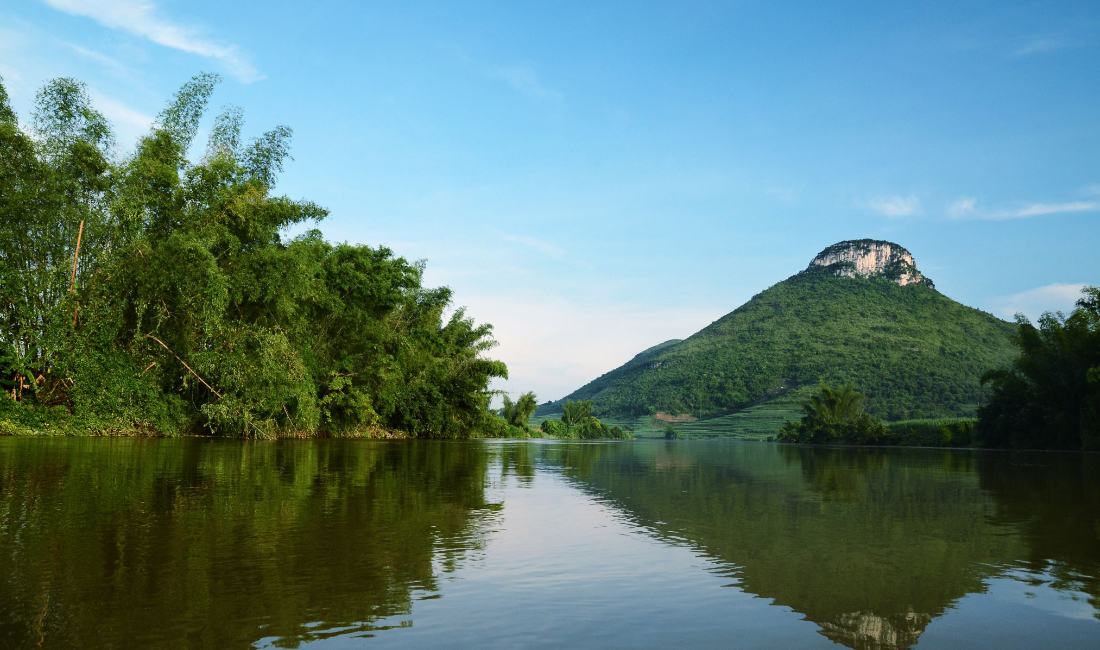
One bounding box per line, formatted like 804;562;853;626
501;391;539;428
801;382;866;426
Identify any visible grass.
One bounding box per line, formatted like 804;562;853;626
532;392;983;445
532;386;813;440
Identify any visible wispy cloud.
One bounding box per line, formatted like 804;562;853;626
948;196;1100;220
1084;183;1100;196
1013;35;1075;57
41;0;262;83
86;88;154;147
60;42;129;76
486;64;562;104
496;231;564;258
989;283;1086;321
864;194;921;218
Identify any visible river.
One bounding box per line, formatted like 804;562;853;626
1;438;1097;649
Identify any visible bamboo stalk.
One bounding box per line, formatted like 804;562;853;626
70;221;84;326
145;334;222;398
68;221;83;293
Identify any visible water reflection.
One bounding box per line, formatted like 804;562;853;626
539;442;1100;649
0;438;1096;649
0;438;495;649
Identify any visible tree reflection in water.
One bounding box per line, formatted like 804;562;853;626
1;438;1096;650
0;438;496;649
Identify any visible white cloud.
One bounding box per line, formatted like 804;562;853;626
1084;183;1100;196
60;42;129;76
989;283;1087;321
947;196;978;219
1012;201;1100;218
865;194;921;218
947;196;1100;220
41;0;262;83
486;64;562;103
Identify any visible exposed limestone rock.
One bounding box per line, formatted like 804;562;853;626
818;609;933;650
806;239;934;288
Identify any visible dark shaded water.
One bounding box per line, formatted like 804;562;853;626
1;438;1097;649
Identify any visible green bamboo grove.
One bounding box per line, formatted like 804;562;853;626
0;73;508;438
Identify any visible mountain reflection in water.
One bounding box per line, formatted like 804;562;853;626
0;438;1096;649
541;442;1100;650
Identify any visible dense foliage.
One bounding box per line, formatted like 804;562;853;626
884;418;974;447
541;399;632;439
543;271;1017;421
481;391;540;438
0;74;506;437
976;287;1100;450
500;391;538;429
777;382;888;444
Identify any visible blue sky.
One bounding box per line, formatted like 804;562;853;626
2;0;1098;401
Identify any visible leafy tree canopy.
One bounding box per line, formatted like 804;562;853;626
778;382;888;445
0;73;506;438
977;286;1100;450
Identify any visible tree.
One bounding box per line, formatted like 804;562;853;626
0;73;507;438
977;286;1100;450
778;382;888;444
0;77;115;397
502;391;538;428
561;399;593;426
499;391;537;429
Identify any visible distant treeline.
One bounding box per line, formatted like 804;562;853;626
780;286;1100;451
0;74;506;438
491;395;631;440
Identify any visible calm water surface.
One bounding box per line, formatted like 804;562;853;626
1;438;1097;649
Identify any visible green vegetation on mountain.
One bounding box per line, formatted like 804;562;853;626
977;286;1100;450
543;247;1018;425
0;73;505;438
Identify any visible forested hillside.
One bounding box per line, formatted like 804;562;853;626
545;261;1018;421
0;74;506;438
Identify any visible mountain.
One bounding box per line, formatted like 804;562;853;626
543;240;1017;422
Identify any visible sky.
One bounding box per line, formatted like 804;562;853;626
1;0;1098;402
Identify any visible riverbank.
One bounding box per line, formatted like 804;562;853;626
0;402;412;439
0;402;586;440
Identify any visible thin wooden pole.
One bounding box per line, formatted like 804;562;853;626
68;221;83;293
145;334;222;398
70;221;84;326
